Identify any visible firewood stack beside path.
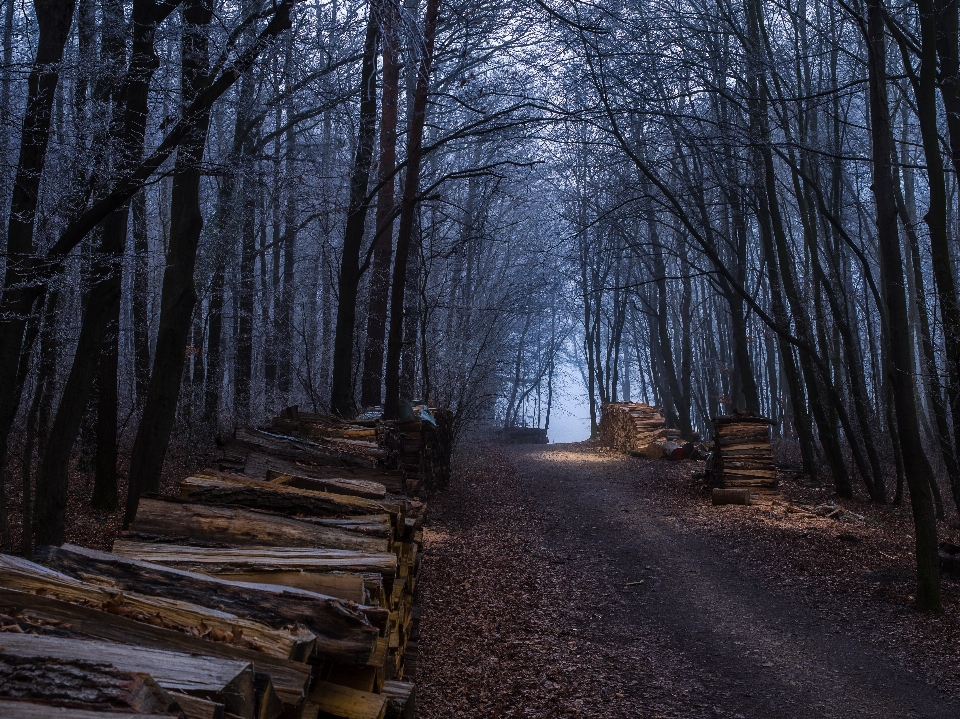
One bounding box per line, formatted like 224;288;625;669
709;412;778;501
0;413;433;718
598;402;667;453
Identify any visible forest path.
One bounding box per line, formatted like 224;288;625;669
416;442;960;719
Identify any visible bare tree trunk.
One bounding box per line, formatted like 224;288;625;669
132;190;152;404
866;0;940;611
36;0;180;540
0;0;76;538
384;0;440;419
360;7;400;409
330;9;381;417
277;121;297;399
125;0;218;526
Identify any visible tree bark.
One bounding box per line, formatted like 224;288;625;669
360;7;401;409
866;0;940;611
132;190;152;404
330;9;381;417
0;0;76;536
384;0;441;419
35;0;179;542
124;0;218;526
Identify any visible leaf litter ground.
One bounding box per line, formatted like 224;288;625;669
416;442;960;718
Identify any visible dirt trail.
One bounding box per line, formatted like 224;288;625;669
416;443;960;719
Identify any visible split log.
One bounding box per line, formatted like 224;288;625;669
266;470;387;500
0;634;255;719
381;681;415;719
0;654;180;715
325;665;382;694
0;587;310;710
34;544;380;666
111;542;398;583
645;440;686;460
128;497;389;553
209;570;370;605
253;673;283;719
299;515;394;540
240;454;405;494
182;475;403;529
231;428;389;469
308;682;386;719
712;488;752;506
166;694;223;719
0;701;180;718
0;554;315;661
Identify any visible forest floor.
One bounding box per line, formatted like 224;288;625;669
416;442;960;719
0;438;215;552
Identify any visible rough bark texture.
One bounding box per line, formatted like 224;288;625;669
384;0;441;419
865;0;940;611
330;12;381;417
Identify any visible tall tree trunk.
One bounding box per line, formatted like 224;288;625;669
866;0;940;611
384;0;441;419
914;0;960;517
234;146;257;423
277;124;297;399
125;0;218;526
35;0;179;542
204;261;225;424
330;9;381;417
360;7;400;409
132;190;152;404
0;0;76;539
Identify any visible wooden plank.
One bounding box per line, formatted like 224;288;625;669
0;587;310;710
0;634;255;719
35;544;379;666
309;683;386;719
0;554;315;661
129;496;389;553
112;542;398;582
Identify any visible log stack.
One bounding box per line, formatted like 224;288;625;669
377;407;453;494
0;420;427;718
709;412;777;497
243;405;453;496
598;402;668;453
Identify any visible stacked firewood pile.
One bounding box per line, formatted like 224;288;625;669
708;412;777;503
255;405;453;496
598;402;668;453
0;428;425;718
377;407;453;494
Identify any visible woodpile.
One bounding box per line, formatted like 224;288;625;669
377;407;453;494
0;420;428;718
598;402;668;453
220;405;454;496
708;411;777;498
